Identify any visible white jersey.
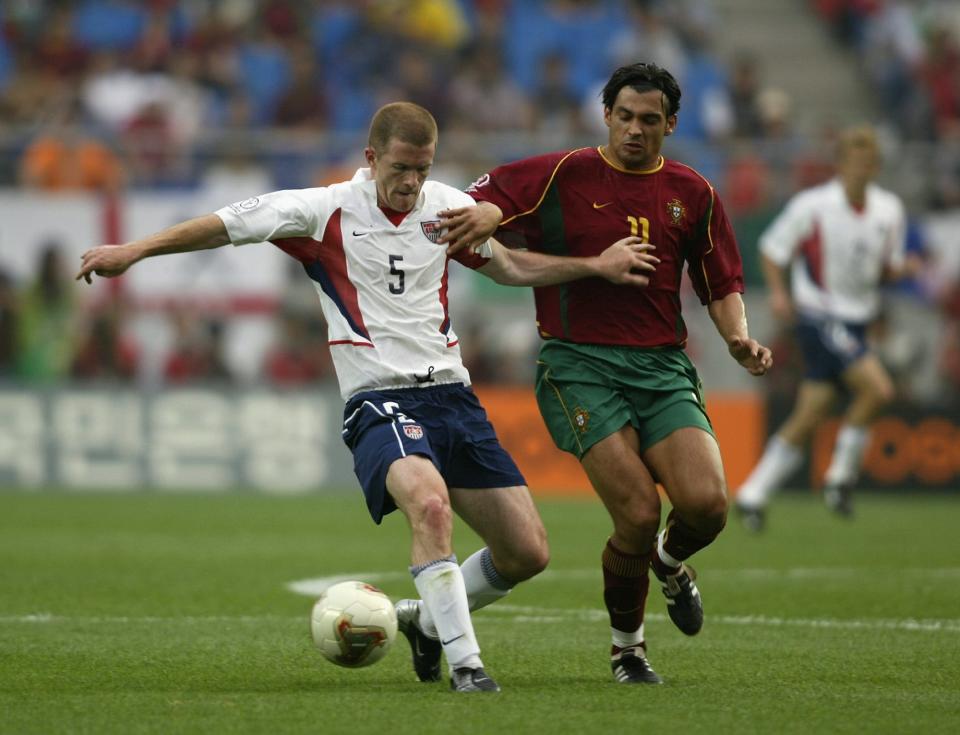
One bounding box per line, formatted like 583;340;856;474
759;178;906;323
216;169;493;400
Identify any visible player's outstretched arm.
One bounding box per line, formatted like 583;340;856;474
707;292;773;376
478;236;658;288
438;202;503;256
75;214;231;283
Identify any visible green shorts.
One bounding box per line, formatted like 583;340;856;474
535;340;715;459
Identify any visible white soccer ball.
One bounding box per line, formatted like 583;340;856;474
310;581;398;668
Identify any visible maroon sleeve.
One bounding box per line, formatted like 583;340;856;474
686;187;744;305
466;151;571;223
450;245;491;270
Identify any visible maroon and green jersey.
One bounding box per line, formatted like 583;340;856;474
467;146;744;348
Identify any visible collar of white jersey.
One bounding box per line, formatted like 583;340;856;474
352;168;425;213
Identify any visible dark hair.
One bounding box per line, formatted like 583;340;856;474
601;62;682;117
368;102;438;153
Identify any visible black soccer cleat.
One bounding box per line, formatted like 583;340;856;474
824;484;854;519
611;645;662;685
395;599;442;682
735;501;766;533
449;666;500;693
655;563;703;636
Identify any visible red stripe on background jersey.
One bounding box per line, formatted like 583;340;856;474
439;260;451;341
272;209;370;341
800;220;824;286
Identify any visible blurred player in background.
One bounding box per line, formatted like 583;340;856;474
439;63;772;684
734;125;911;529
75;102;657;693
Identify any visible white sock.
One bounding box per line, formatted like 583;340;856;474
736;435;804;508
612;623;644;649
824;425;869;487
418;547;513;638
461;547;514;610
411;557;482;671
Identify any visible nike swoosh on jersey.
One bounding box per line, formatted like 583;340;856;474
441;634;465;646
352;230;369;236
592;201;613;209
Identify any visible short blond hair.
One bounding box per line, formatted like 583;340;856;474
368;102;438;153
837;125;880;161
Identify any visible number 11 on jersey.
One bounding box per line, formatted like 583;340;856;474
627;216;650;243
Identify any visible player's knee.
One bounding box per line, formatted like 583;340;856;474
616;503;661;544
874;376;896;407
414;492;453;538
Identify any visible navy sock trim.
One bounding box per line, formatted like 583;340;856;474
480;547;513;591
410;554;458;578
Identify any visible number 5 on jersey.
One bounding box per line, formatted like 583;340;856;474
388;254;404;294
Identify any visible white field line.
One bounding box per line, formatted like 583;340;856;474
5;567;959;634
284;567;960;598
486;605;960;633
2;608;958;634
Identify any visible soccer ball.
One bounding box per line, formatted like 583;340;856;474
310;581;398;668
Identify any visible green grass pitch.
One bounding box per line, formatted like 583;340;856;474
1;491;958;734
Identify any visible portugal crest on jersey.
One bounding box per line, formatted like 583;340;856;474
666;198;686;226
420;220;443;244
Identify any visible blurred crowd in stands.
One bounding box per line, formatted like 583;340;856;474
0;0;958;398
814;0;960;209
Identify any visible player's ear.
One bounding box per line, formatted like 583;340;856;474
665;115;677;136
364;147;377;168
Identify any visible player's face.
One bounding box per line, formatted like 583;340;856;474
366;138;436;212
603;87;676;170
837;145;879;188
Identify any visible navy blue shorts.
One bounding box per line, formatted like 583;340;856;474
795;317;869;382
341;383;526;524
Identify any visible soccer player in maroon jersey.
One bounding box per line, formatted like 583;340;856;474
438;62;773;684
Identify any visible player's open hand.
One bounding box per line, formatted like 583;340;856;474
596;237;659;287
438;203;502;256
728;337;773;376
75;244;138;284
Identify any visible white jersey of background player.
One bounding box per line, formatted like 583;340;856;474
216;169;490;401
74;102;657;692
760;176;905;325
736;125;913;529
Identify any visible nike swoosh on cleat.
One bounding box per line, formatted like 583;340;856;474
441;634;464;646
592;201;613;209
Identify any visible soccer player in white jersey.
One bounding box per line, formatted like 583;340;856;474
735;125;914;530
75;102;659;692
